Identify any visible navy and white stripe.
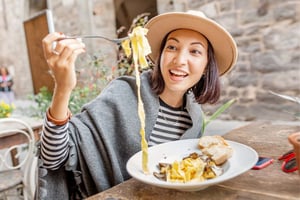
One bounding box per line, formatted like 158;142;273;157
148;99;192;146
40;118;69;170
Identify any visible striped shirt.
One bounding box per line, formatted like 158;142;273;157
148;98;192;146
41;99;192;169
40;118;70;170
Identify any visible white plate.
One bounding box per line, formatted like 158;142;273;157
126;139;258;191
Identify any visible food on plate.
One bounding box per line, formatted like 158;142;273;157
153;136;232;183
198;135;233;165
153;152;223;183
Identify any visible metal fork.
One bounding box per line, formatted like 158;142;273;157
57;35;129;44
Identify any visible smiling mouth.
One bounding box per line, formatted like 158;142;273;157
169;70;188;78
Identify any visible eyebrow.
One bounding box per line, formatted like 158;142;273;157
167;37;206;48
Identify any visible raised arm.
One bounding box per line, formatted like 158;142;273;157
42;32;86;120
41;32;86;169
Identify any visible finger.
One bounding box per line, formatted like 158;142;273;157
57;40;86;60
68;48;86;64
47;42;85;75
52;49;60;56
53;38;84;56
42;32;65;59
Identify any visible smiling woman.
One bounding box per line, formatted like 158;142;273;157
37;10;238;199
158;29;209;106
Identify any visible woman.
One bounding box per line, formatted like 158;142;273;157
0;66;14;104
38;10;237;199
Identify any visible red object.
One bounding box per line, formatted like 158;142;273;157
279;150;297;173
252;157;274;170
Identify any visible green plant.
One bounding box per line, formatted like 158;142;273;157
28;53;114;118
28;85;102;118
29;86;52;118
0;101;15;118
201;99;236;135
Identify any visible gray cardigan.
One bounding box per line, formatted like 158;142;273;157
37;70;203;199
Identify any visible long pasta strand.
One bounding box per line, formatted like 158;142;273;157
122;26;151;174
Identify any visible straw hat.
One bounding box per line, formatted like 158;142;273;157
145;10;238;76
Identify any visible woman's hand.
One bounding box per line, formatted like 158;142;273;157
42;32;86;92
42;32;86;120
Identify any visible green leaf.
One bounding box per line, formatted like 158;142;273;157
202;98;236;134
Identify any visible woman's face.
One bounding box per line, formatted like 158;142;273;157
160;29;208;97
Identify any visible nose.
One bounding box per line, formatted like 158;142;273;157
173;50;188;66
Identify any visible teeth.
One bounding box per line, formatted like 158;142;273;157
170;70;187;76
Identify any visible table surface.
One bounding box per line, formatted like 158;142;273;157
87;121;300;200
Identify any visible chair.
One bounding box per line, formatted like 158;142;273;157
0;118;37;200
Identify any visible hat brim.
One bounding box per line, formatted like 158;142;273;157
145;11;238;76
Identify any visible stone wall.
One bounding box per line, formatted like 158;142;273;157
0;0;299;121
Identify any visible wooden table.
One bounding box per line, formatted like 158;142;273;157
87;121;300;200
0;117;43;166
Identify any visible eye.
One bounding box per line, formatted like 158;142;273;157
165;44;177;51
190;49;202;55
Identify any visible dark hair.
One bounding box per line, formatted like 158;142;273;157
150;32;220;104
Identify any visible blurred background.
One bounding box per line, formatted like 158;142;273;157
0;0;299;122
